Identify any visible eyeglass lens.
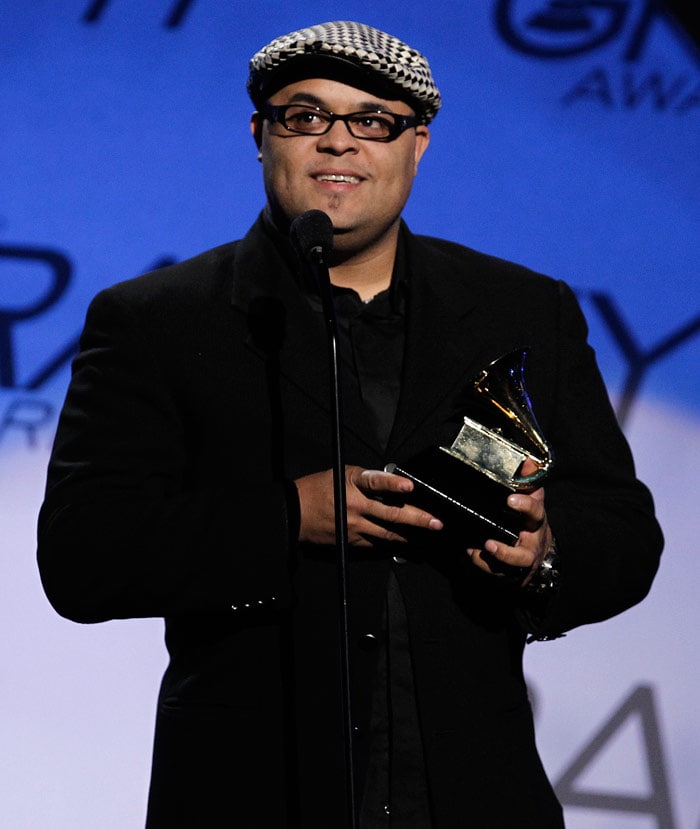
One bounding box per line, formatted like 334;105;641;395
276;106;405;140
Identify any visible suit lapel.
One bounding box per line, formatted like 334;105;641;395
229;217;513;464
387;230;499;459
229;216;385;460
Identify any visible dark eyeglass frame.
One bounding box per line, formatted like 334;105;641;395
260;103;423;142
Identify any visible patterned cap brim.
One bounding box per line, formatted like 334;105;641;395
247;21;441;123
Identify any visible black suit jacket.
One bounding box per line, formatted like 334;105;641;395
38;216;662;827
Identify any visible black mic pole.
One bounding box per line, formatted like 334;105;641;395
290;211;358;829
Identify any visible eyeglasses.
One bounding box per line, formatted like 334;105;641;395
260;103;422;142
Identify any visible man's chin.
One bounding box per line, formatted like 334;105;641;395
327;226;360;255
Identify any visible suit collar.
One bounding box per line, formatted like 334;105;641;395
386;226;486;457
229;215;499;463
230;215;385;458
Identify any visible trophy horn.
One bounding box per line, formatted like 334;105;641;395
385;347;554;546
440;348;553;492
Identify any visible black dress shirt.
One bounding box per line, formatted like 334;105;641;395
306;243;434;828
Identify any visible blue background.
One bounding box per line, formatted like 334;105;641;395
3;1;698;419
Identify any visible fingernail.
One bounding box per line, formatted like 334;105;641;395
484;540;498;554
429;518;443;530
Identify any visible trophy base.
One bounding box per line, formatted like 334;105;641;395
386;448;521;548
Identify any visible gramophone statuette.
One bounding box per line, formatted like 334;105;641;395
386;349;554;547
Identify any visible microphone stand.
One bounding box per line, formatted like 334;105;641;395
307;243;358;829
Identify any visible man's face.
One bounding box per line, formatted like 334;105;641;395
251;78;430;258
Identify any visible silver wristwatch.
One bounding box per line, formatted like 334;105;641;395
523;539;560;594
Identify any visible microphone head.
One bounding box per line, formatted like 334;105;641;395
289;210;334;264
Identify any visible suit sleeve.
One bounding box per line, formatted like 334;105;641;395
37;287;296;623
518;280;663;639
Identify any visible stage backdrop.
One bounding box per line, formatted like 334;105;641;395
2;2;698;827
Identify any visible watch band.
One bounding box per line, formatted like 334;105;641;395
523;538;560;594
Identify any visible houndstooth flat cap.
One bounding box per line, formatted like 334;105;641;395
247;21;441;123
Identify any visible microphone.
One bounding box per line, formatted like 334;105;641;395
290;209;334;266
289;208;358;826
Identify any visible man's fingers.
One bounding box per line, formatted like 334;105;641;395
355;467;414;494
506;490;545;526
348;516;412;546
349;467;443;532
297;466;444;546
373;500;443;531
485;538;537;570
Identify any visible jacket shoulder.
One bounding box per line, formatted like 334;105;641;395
410;232;557;288
95;240;241;309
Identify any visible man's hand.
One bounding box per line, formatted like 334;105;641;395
467;460;552;583
294;465;443;547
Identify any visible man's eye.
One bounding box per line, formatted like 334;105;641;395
353;114;393;131
289;110;322;124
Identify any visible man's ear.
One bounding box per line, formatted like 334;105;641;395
413;125;430;174
250;112;263;149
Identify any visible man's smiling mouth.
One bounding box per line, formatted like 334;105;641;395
315;174;362;184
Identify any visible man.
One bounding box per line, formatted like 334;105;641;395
37;21;662;828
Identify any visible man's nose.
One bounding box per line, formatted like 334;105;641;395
316;118;359;152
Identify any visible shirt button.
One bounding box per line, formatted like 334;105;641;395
392;555;407;565
359;633;379;651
